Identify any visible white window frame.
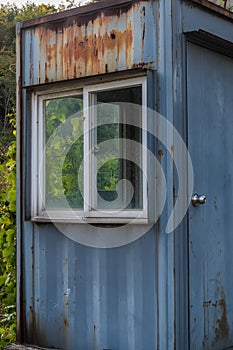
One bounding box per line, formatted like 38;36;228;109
31;76;148;224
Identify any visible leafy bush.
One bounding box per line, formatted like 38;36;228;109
0;120;16;349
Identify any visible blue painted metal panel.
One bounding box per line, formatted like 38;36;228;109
22;29;32;87
22;224;158;350
17;0;233;349
156;1;176;348
20;1;156;87
188;42;233;349
172;0;190;348
182;1;233;42
19;2;161;348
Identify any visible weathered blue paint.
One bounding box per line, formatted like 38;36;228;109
188;42;233;350
20;1;156;87
22;223;159;349
156;1;176;348
17;0;233;349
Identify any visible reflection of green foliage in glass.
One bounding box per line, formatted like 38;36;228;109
97;122;120;193
45;96;84;209
45;97;83;139
95;88;143;208
62;137;84;208
96;103;120;194
97;159;119;191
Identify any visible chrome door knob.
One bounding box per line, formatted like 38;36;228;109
191;193;206;207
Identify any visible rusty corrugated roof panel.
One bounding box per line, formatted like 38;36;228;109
21;0;134;28
21;0;156;86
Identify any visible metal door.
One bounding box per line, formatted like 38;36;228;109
187;42;233;349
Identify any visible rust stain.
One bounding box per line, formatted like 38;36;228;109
212;292;229;347
158;149;164;157
46;29;56;82
28;305;35;343
203;300;211;307
171;145;174;157
64;318;69;328
202;283;230;348
141;6;146;61
29;3;149;85
29;305;34;322
55;16;134;79
131;62;153;69
94;324;97;350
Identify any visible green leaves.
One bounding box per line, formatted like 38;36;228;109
0;307;16;348
0;121;16;349
45;96;84;209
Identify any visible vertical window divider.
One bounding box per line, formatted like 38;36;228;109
142;78;148;216
83;88;90;217
31;92;38;217
90;93;98;212
38;95;45;215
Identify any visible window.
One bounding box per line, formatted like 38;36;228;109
31;77;147;223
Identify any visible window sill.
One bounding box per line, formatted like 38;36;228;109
31;212;148;225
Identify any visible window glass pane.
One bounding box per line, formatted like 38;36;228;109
94;86;143;210
44;95;84;209
96;103;120;208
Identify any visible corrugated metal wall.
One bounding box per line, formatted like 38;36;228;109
17;0;233;349
19;1;160;349
23;224;159;349
20;1;156;86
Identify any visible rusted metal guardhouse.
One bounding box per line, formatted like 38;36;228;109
17;0;233;349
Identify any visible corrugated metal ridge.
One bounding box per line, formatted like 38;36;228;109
20;0;138;28
190;0;233;20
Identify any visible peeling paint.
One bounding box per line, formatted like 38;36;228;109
21;1;155;86
212;286;230;347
